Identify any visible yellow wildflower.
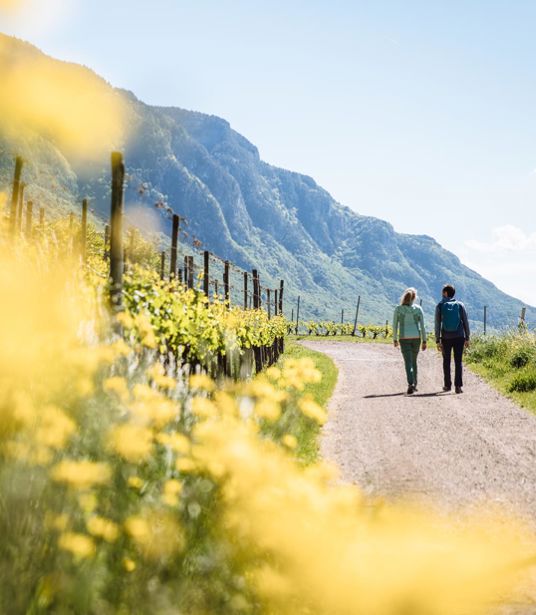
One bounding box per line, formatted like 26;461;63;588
123;557;136;572
254;399;281;422
87;516;119;542
191;397;217;419
128;476;144;489
189;373;216;392
58;532;95;559
78;492;97;513
162;479;183;506
298;397;327;425
109;424;153;462
282;434;298;450
155;432;190;455
51;460;111;489
103;376;129;402
35;405;76;449
176;458;197;473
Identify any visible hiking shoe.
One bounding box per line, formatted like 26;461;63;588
407;385;414;395
442;386;451;392
413;385;418;392
455;386;463;394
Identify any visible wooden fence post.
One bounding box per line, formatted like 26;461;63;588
352;295;361;336
187;255;194;289
279;280;284;315
214;279;219;297
274;289;279;316
25;201;33;237
243;272;248;309
9;156;23;237
170;214;179;279
104;224;110;259
483;306;487;335
224;260;230;303
295;295;301;334
81;198;88;262
184;256;189;288
267;289;272;319
109;152;125;311
520;307;527;329
203;251;210;296
160;251;166;280
17;182;25;233
341;309;344;324
252;269;260;308
291;307;294;322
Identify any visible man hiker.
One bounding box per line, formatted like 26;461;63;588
435;284;470;394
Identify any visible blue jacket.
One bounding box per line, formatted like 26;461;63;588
434;298;470;342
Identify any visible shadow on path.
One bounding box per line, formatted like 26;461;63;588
363;391;445;399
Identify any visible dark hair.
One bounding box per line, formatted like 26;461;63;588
442;284;455;298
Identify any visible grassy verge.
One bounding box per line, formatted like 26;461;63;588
465;333;536;414
277;338;338;463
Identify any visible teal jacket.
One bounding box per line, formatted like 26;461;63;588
392;304;426;342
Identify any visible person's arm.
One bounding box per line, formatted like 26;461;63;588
460;303;470;344
393;307;399;346
418;307;427;347
435;303;442;348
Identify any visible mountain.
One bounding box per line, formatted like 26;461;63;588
0;33;532;328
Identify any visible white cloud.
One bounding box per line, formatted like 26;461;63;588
465;225;536;253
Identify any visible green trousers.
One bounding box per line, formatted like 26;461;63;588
399;339;421;386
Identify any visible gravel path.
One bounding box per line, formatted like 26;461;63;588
301;340;536;612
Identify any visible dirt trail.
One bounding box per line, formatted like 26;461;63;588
301;340;536;613
301;340;536;519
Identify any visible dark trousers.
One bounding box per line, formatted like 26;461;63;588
442;337;465;388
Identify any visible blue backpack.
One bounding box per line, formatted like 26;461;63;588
441;300;461;332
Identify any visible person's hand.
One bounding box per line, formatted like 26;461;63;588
436;342;442;352
393;340;399;348
464;339;470;349
422;341;427;351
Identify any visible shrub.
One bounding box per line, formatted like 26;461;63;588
508;370;536;393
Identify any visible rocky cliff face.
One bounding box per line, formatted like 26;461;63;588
0;33;531;326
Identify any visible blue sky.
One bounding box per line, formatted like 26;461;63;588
3;0;536;303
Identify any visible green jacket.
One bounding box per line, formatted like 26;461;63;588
392;304;426;342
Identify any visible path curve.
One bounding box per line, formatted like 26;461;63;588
302;340;536;520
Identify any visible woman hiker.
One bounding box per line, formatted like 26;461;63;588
392;287;427;395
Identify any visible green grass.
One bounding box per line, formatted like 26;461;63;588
465;333;536;413
278;338;338;463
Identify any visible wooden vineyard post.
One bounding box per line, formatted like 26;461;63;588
224;260;230;304
483;306;487;335
295;295;301;334
170;214;179;279
203;251;210;296
279;280;284;315
109;152;125;311
385;319;389;336
214;279;219;297
243;272;248;309
160;251;166;280
187;256;194;289
267;289;272;319
520;307;527;330
352;295;361;336
274;289;279;316
81;198;88;263
104;224;110;259
419;298;423;307
178;268;183;284
341;309;344;324
184;256;189;288
25;201;33;237
252;270;260;309
17;182;25;233
9;156;23;237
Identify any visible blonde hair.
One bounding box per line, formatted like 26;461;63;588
400;287;417;306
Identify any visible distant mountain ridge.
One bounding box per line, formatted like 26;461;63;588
0;32;532;327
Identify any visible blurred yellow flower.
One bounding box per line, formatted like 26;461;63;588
254;399;281;422
175;458;197;473
35;405;76;449
298;397;327;425
87;516;119;543
282;434;298;450
51;460;111;489
127;476;144;489
189;373;216;392
191;397;217;419
123;557;136;572
103;376;129;402
58;532;95;559
109;424;153;462
155;432;190;455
